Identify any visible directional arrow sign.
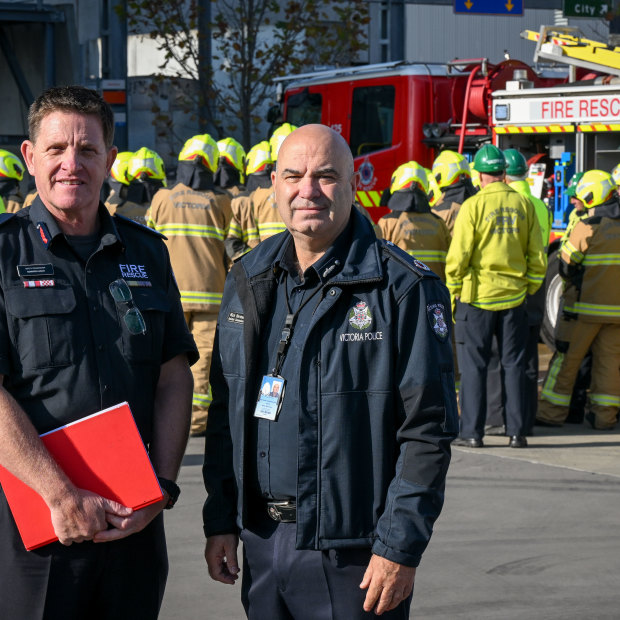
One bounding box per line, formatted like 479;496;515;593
563;0;610;18
454;0;524;15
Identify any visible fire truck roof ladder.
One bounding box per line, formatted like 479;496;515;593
272;61;407;84
522;26;620;78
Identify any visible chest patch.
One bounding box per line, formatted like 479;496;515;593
120;264;148;279
227;311;244;324
349;301;373;330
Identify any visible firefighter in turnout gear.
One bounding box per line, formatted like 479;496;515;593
215;137;246;197
378;162;451;281
537;170;620;431
431;150;476;234
225;139;287;261
147;133;232;436
104;150;133;214
111;147;166;224
0;149;25;213
446;144;546;448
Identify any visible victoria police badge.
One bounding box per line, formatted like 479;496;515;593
427;303;449;342
349;301;373;330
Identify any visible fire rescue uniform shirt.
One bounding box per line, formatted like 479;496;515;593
0;197;198;618
204;208;458;567
378;211;451;281
538;199;620;429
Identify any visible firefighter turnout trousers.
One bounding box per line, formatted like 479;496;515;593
538;321;620;429
184;311;218;435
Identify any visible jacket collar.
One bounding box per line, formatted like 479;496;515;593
29;195;123;252
589;196;620;220
240;207;383;285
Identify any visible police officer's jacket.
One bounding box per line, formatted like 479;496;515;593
147;183;232;312
560;198;620;323
203;208;458;567
446;181;547;311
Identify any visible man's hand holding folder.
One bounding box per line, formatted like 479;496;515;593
51;488;134;545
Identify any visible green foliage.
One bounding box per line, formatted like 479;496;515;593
121;0;369;148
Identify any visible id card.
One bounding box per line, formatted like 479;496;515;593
253;375;286;421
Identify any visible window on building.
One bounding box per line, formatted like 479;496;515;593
349;85;395;156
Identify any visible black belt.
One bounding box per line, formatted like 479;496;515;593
266;500;296;522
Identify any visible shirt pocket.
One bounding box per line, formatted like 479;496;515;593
5;286;77;369
118;286;171;363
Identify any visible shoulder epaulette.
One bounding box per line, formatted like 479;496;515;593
113;214;166;238
583;215;602;226
0;212;17;227
381;211;400;221
380;240;440;279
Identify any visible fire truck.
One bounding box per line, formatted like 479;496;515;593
274;58;561;222
491;26;620;344
275;27;620;345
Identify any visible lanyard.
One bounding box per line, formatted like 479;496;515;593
272;273;324;376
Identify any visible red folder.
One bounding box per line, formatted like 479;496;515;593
0;402;164;551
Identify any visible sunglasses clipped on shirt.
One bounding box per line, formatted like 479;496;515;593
109;278;147;336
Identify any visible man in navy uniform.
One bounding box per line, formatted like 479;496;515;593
203;124;457;618
0;86;197;619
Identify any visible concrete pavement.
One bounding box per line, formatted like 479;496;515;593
160;425;620;619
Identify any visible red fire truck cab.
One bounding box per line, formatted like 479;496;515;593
276;59;557;221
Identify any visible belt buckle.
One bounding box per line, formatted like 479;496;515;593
267;501;296;522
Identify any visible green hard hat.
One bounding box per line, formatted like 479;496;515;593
473;144;506;174
565;171;585;198
503;149;527;176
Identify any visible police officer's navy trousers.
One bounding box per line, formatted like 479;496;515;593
241;513;413;620
455;301;528;440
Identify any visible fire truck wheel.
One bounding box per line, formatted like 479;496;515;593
540;249;561;352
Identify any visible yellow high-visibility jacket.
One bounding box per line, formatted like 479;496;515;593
560;203;620;322
446;181;546;311
509;180;551;250
147;183;232;312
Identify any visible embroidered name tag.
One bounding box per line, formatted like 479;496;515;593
17;264;54;278
227;311;244;324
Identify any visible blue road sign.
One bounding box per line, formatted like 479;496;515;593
454;0;523;15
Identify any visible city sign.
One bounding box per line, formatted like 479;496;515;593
563;1;610;18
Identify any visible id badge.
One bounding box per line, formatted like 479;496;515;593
253;375;286;421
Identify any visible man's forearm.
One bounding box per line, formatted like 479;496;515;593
149;354;194;481
0;379;75;506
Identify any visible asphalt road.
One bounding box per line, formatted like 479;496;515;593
160;424;620;620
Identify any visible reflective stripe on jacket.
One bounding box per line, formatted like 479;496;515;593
560;205;620;323
147;183;231;312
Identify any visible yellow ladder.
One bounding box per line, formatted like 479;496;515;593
521;26;620;77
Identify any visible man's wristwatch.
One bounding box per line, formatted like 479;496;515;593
157;477;181;509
